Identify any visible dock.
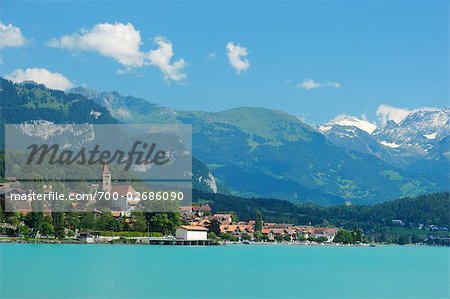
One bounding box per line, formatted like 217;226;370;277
148;237;215;246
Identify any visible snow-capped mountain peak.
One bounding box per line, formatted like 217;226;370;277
320;115;377;134
319;107;449;165
373;108;450;153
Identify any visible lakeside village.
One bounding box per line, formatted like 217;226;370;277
0;165;447;246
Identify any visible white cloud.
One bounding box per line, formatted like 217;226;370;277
297;79;341;90
0;22;27;49
226;42;250;74
5;68;74;90
331;114;354;122
376;104;440;124
376;104;411;124
146;36;186;81
360;113;369;122
47;23;185;81
47;23;144;67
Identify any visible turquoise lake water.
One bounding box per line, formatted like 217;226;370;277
0;244;449;298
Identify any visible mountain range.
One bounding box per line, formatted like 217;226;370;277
320;110;449;163
1;78;448;205
70;84;449;204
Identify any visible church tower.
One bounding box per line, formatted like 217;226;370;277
101;164;112;192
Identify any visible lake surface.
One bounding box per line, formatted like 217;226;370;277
0;244;449;298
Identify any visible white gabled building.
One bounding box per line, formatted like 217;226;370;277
176;225;208;241
98;164;138;217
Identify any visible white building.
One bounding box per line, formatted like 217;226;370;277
98;164;138;217
311;227;338;242
176;225;208;241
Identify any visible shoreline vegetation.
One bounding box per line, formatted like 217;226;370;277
1;151;449;247
0;236;427;246
0;236;445;248
1;187;449;247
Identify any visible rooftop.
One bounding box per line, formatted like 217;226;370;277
178;225;209;231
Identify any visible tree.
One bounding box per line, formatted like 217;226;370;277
65;213;80;231
297;235;307;242
254;231;263;241
353;225;363;243
411;234;421;244
206;219;221;236
95;213;122;232
0;203;5;223
149;213;171;235
379;232;387;243
24;212;44;237
80;212;96;230
220;232;232;240
208;232;218;240
133;218;148;232
229;234;239;242
129;211;147;232
52;212;66;239
283;235;292;242
144;212;180;236
255;211;263;232
19;224;31;238
316;237;328;243
241;233;251;240
398;235;411;245
41;217;55;237
167;213;181;235
274;235;284;242
6;214;20;228
333;229;355;244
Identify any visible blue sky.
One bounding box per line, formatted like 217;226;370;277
0;1;448;125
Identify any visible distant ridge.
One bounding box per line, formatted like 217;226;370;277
68;86;449;204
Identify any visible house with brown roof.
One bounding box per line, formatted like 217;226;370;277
2;189;52;216
264;223;294;229
181;204;211;221
210;214;232;225
310;227;337;242
197;218;211;227
294;226;315;238
7;197;33;215
220;223;255;239
192;204;212;214
180;205;193;213
261;227;298;241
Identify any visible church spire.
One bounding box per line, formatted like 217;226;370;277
101;164;111;192
102;163;111;174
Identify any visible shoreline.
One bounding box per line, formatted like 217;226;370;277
0;237;446;248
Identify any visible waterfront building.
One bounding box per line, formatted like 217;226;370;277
175;225;208;241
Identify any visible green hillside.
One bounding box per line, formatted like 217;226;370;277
68;88;447;205
0;79;222;194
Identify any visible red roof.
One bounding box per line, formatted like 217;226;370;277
180;206;193;213
110;184;136;196
192;204;211;212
